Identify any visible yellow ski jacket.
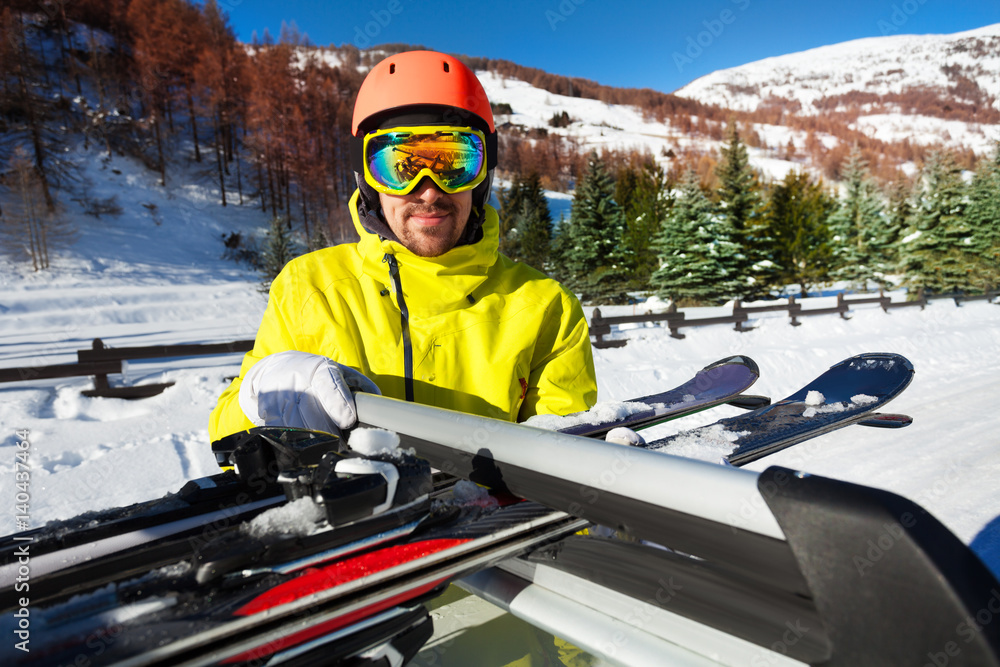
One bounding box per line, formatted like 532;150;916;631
209;191;597;441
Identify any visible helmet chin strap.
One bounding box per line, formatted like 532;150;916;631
355;174;399;243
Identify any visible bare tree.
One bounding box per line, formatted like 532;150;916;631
2;147;76;270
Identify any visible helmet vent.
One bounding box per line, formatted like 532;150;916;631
389;63;395;74
442;61;450;73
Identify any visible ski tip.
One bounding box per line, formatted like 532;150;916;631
704;355;760;376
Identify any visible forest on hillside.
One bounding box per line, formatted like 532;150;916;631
1;0;998;304
499;131;1000;305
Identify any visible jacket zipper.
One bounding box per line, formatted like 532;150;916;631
383;254;414;402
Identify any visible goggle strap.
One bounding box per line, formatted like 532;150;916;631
484;132;497;169
350;133;365;174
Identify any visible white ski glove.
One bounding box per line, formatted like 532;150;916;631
239;351;380;433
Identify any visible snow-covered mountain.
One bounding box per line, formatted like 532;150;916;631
430;24;999;184
678;24;1000;112
676;24;1000;155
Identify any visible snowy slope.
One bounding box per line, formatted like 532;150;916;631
476;69;815;183
677;24;1000;112
676;24;1000;155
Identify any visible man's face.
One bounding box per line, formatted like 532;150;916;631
379;178;472;257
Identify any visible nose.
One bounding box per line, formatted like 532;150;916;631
412;177;445;202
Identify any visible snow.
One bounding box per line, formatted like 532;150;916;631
523;401;652;431
1;32;999;583
677;24;1000;114
604;426;647;447
348;427;405;458
805;390;825;406
3;236;999;577
477;69;819;182
674;23;1000;157
851;114;1000;155
649;424;746;464
243;496;325;538
450;480;500;509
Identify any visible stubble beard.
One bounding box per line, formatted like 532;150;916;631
398;200;465;257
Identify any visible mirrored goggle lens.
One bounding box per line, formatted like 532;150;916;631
366;130;486;192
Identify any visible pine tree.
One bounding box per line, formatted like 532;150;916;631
899;151;977;294
828;148;891;290
764;171;836;297
964;142;1000;291
715;123;765;296
882;175;915;277
259;216;301;294
561;152;630;303
497;174;526;259
514;172;553;272
617;159;671;290
497;172;553;272
651;170;743;304
549;212;571;283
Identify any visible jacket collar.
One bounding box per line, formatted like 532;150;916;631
349;190;500;317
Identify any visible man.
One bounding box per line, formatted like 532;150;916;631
209;50;597;442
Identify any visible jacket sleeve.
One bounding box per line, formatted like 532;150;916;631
208;263;302;442
518;288;597;421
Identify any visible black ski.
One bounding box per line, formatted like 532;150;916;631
644;352;915;465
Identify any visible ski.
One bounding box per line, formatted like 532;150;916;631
0;354;764;588
4;358;768;666
10;423;588;667
8;361;996;667
351;353;913;548
2;353;934;667
551;354;765;438
644;352;915;465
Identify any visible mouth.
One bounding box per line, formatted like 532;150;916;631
406;207;453;227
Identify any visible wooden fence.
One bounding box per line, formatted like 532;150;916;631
1;288;995;393
0;338;253;398
590;290;996;348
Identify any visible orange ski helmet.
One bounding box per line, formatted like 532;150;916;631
351;51;495;135
350;51;499;247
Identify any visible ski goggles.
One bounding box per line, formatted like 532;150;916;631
354;125;496;196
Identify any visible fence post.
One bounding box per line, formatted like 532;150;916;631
666;302;686;340
588;308;627;349
732;299;752;332
788;295;801;327
90;338;111;394
836;293;850;320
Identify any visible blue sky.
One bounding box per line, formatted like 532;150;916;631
223;0;1000;93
